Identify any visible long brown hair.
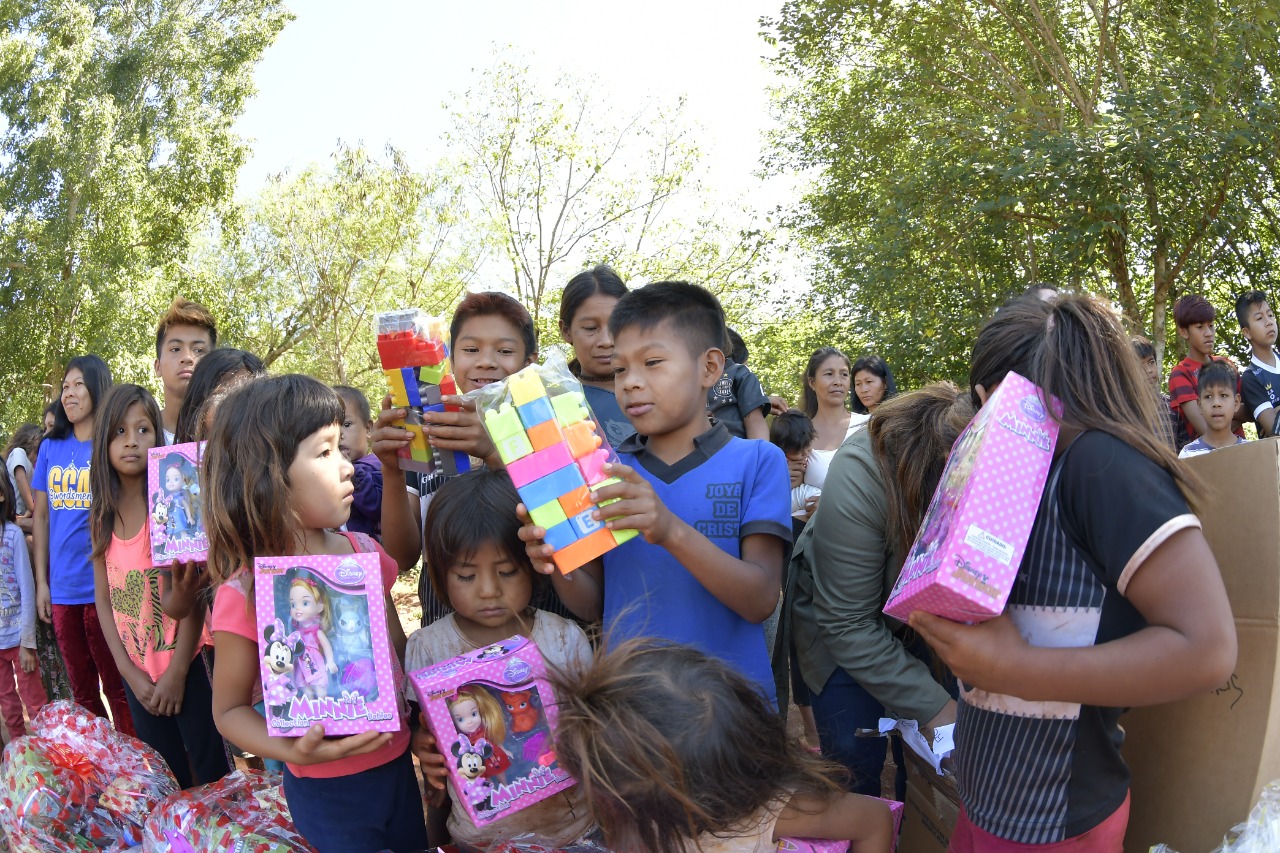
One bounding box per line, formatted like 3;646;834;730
89;385;163;563
550;639;845;853
869;382;975;557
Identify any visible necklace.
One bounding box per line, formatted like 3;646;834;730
578;372;613;384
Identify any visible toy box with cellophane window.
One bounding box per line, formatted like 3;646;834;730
148;441;207;567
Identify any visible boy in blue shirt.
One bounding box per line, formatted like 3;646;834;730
521;282;792;702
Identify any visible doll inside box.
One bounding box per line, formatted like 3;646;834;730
445;679;558;811
905;415;988;567
150;449;202;556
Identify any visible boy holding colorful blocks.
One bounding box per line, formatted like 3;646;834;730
519;282;793;703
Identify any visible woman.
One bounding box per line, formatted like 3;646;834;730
787;383;971;797
802;347;869;490
851;355;898;415
560;265;633;448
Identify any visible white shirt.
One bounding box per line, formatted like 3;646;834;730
804;413;870;490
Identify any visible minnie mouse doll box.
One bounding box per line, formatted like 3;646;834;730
254;553;401;737
883;372;1060;624
410;636;575;827
148;441;208;567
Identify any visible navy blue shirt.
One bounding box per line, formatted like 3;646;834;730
583;384;635;449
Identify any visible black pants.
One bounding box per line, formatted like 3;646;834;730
284;749;428;853
121;655;231;789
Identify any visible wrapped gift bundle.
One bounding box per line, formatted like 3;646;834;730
148;441;208;566
141;768;316;853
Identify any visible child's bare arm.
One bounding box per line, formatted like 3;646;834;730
775;791;892;853
518;505;605;620
370;396;423;573
384;591;407;663
13;466;35;519
1261;407;1279;437
911;527;1236;707
1180;399;1209;437
153;599;204;716
743;409;770;441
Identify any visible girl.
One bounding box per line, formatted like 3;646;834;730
4;424;42;534
90;384;230;789
205;374;425;853
850;355;898;415
0;468;47;738
32;355;134;735
560;264;633;448
405;470;594;849
173;347;265;445
802;347;869;491
551;639;893;853
909;294;1237;851
334;385;384;540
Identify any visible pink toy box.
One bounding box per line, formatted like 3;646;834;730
148;442;207;567
883;372;1060;624
254;553;402;737
409;635;575;828
777;799;903;852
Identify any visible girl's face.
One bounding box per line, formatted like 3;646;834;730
452;314;532;394
289;583;324;625
808;356;850;409
43;410;55;434
854;369;887;411
450;697;482;734
561;293;619;376
446;541;533;638
109;402;157;479
287;423;355;532
61;368;93;425
164;465;184;493
339;400;370;462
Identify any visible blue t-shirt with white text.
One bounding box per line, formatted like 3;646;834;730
32;435;95;605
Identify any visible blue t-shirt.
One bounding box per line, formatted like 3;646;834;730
583;385;635;450
32;434;95;605
602;424;792;703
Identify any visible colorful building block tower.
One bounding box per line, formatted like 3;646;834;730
375;308;471;477
483;363;636;574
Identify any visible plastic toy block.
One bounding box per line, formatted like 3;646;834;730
384;369;411;407
419;383;442;407
376;309;418;335
424;403;446;415
528;498;569;531
376;332;447;369
409;447;433;462
506;442;575;490
485;404;525;443
562;420;601;460
551;392;589;426
558;485;593;518
509;370;548;407
440;374;461;412
517;396;555;430
541;519;578;552
610;527;639;545
439;449;471;477
495;431;534;465
401;367;423;407
568;507;606;539
527;419;563;453
552;527;617;574
577;447;611;486
518;464;587;511
405;423;429;452
419;360;451;386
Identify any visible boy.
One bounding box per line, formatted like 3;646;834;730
707;327;770;440
1178;361;1247;457
1131;335;1180;447
525;282;792;703
334;385;383;540
1236;291;1280;438
769;408;821;536
1167;295;1242;447
153;298;217;444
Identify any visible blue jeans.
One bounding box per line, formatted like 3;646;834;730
811;667;897;796
283;749;427;853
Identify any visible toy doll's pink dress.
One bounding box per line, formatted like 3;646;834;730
292;619;328;689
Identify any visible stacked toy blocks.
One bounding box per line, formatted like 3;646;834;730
375;308;471;476
477;357;637;574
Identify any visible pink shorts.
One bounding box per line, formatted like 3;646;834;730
948;793;1129;853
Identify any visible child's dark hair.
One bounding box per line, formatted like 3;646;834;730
1173;294;1215;329
1131;335;1156;362
1235;291;1271;329
608;281;729;359
174;348;265;444
204;375;345;590
0;461;16;525
850;354;898;414
424;470;541;610
768;409;815;454
550;639;845;853
90;385;163;562
3;424;42;463
560;266;628;334
801;346;850;417
1197;360;1238;396
48;355;113;440
726;327;748;365
450;291;537;362
154;297;218;358
333;386;371;424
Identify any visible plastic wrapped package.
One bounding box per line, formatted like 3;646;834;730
1153;780;1280;853
141;768;316;853
0;701;179;852
485;833;612;852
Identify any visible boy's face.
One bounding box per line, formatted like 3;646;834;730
339;399;369;462
1178;320;1214;357
452;314;533;394
612;319;722;441
784;445;811;489
1142;356;1161;388
154;323;212;400
1241;301;1278;349
1199;383;1238;435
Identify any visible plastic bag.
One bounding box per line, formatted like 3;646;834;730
1152;780;1280;852
0;700;179;852
141;767;316;853
484;831;612;852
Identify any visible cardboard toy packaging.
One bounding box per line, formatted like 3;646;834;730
898;746;961;853
777;799;902;851
254;552;402;737
147;441;208;566
409;636;575;828
883;372;1059;623
1121;438;1278;852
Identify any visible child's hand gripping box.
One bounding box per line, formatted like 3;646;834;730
148;441;208;567
254;553;403;737
473;352;637;574
375;307;472;477
409;636;575;828
883;372;1060;624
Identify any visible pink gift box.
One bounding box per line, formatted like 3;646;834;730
883;372;1060;624
409;636;576;827
777;799;902;852
148;442;208;567
254;553;402;737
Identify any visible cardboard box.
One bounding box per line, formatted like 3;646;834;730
1122;438;1276;852
897;745;960;853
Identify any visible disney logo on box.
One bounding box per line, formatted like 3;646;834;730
334;558;365;585
1019;396;1047;423
503;659;532;684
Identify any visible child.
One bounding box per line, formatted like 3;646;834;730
204;374;425;853
522;282;793;704
912;294;1237;850
173;347;265;445
1167;294;1242;446
707;327;771;440
559;265;634;448
770;409;822;532
153;298;218;444
1130;335;1180;447
89;384;229;788
1179;362;1246;458
551;639;892;853
0;467;46;738
4;424;41;535
335;386;383;540
1236;291;1280;437
405;471;594;849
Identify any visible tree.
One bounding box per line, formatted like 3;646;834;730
766;0;1280;383
0;0;291;425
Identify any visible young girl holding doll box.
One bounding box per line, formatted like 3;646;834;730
204;374;426;853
